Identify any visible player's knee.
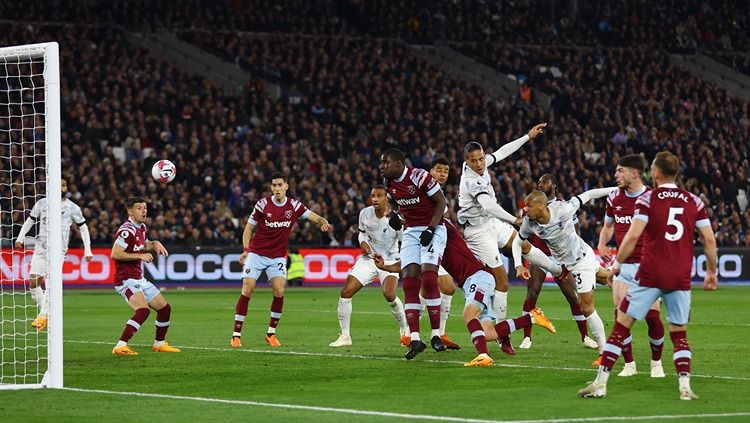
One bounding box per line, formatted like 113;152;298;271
382;291;396;302
440;280;456;296
462;305;480;322
341;285;356;298
579;301;594;316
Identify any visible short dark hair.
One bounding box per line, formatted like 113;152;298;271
125;197;147;209
382;148;405;163
372;184;387;191
540;173;558;187
463;141;483;156
653;151;679;178
431;157;450;168
617;154;646;173
271;172;286;181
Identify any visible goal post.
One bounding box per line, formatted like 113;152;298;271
0;42;62;390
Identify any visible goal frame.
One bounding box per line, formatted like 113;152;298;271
0;42;62;390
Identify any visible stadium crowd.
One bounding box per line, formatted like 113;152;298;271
0;3;748;250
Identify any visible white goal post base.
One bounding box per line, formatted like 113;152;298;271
0;42;62;390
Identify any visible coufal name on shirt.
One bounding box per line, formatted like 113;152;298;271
657;191;689;202
614;215;632;224
265;220;292;228
396;197;420;205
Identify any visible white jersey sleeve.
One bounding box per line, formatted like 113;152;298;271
518;217;532;240
71;202;86;225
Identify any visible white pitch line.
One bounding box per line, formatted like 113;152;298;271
66;339;750;381
59;386;750;423
279;308;750;327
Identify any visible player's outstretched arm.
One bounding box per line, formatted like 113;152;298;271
476;195;521;225
146;240;169;257
374;255;400;273
511;234;530;279
14;216;35;248
597;221;615;264
577;187;618;205
78;223;94;261
307;212;332;232
487;123;546;167
697;224;718;290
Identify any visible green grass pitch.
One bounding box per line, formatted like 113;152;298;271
1;285;749;422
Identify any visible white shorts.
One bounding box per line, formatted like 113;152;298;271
349;257;399;286
243;252;287;281
567;252;599;294
614;262;639;287
438;266;449;277
463;219;515;268
115;278;161;303
29;253;48;277
462;270;496;322
400;225;447;268
624;286;690;325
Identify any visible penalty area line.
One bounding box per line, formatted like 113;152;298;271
59;387;750;423
66;339;750;382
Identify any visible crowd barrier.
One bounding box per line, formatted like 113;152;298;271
1;246;747;286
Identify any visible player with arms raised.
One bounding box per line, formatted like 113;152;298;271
111;197;179;355
579;152;718;400
15;179;93;331
598;154;665;378
515;186;617;357
329;185;409;348
459;124;568;354
231;173;331;348
380;148;448;359
518;174;598;351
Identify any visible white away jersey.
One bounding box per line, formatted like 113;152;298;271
519;197;592;266
457;162;496;225
29;197;86;253
358;206;400;261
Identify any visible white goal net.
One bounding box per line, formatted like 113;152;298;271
0;42;62;389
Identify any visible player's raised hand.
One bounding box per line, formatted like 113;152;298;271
239;251;249;266
515;265;530;280
703;272;718;291
140;252;154;263
373;254;385;269
85;252;93;262
152;240;169;257
14;240;23;249
319;219;332;232
528;123;547;139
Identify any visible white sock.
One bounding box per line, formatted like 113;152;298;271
595;366;611;385
678;375;691;390
30;286;43;306
116;340;127;348
586;310;606;353
153;340;165;347
493;290;508;321
388;297;408;334
337;297;352;337
39;289;49;317
431;328;440;338
439;293;452;336
410;332;421;341
266;327;276;334
524;246;562;275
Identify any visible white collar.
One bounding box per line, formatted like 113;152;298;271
395;167;408;183
128;218;144;228
625;185;647;197
271;196;288;206
659;183;678;188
